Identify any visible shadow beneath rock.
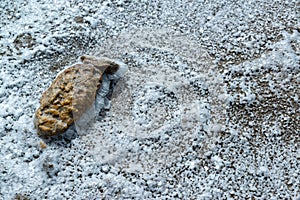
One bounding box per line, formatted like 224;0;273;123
39;125;78;147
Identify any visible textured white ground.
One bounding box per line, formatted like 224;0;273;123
0;0;299;199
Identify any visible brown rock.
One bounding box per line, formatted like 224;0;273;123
34;56;120;136
80;55;120;74
39;140;47;149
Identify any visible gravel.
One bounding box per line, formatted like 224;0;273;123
0;0;299;199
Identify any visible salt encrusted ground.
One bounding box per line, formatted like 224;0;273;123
0;0;299;199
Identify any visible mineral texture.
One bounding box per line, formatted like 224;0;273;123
34;56;120;136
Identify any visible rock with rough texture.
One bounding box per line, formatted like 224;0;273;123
34;56;120;136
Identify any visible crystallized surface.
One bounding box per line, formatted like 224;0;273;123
0;0;299;199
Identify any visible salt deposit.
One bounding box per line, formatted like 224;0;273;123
0;0;299;199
